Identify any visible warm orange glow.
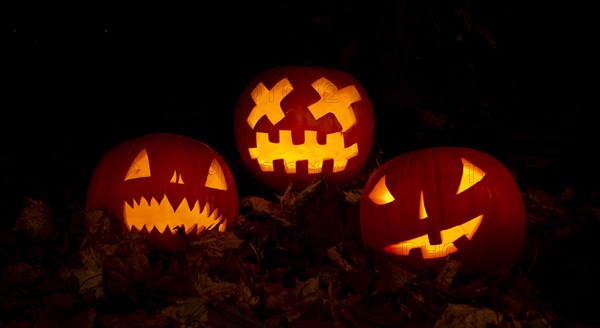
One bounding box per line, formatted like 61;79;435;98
383;215;483;259
245;77;363;175
375;157;486;259
123;154;228;234
457;158;485;194
368;175;395;205
419;191;428;220
125;149;151;181
205;159;228;190
247;79;291;128
248;131;358;174
170;171;184;184
124;196;226;235
308;77;360;132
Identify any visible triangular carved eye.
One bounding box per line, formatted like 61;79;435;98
170;171;184;184
368;175;395;205
457;158;485;194
419;191;428;220
205;159;227;190
124;149;151;181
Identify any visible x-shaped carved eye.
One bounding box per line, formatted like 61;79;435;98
245;77;362;133
308;77;361;132
246;78;292;128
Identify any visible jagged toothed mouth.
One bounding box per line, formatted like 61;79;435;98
123;195;226;235
249;130;358;174
383;215;483;259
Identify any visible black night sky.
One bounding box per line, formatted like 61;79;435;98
2;0;599;326
4;0;596;200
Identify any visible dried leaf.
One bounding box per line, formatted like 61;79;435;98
434;259;461;291
13;197;55;240
342;188;363;205
190;229;244;259
206;300;268;328
104;235;152;280
79;209;119;268
194;273;239;302
161;297;209;326
2;262;46;285
235;278;260;311
522;317;549;328
293;276;320;303
61;210;133;300
100;312;175;328
58;264;103;299
220;229;245;249
241;196;294;226
340;242;372;272
279;183;298;209
434;303;503;328
525;186;570;221
496;274;544;318
450;279;489;299
278;176;326;211
327;245;357;273
263;282;298;311
294;177;326;203
373;261;417;294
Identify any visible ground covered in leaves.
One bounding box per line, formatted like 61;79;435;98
1;153;599;328
3;0;597;326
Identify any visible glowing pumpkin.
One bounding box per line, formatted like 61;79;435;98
234;65;375;192
360;147;526;275
86;133;239;243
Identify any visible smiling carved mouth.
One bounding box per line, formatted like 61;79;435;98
383;215;483;259
123;195;226;235
249;130;358;174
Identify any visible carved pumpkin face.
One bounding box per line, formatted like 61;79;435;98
86;133;239;241
234;65;375;192
360;147;526;275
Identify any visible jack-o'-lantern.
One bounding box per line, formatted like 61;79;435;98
360;147;526;275
234;65;375;192
86;133;239;245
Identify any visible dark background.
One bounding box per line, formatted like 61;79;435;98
2;0;600;325
2;0;597;214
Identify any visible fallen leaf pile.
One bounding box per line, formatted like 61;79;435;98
1;163;598;328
